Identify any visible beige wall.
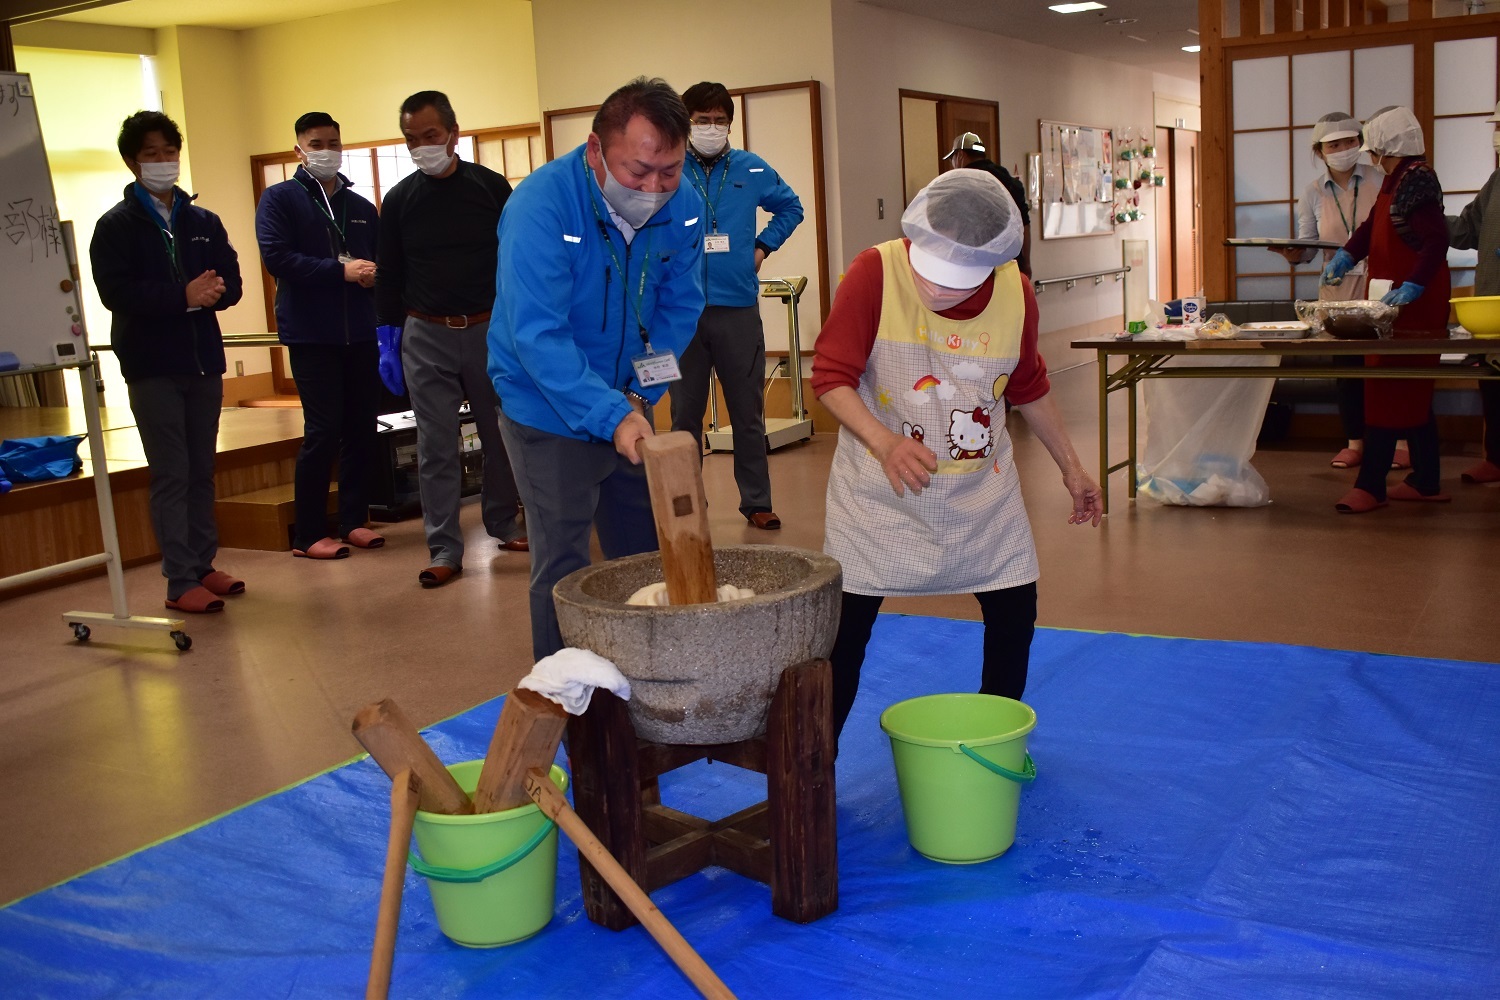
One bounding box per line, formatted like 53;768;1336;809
828;0;1175;336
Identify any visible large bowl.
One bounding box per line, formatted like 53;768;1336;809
1452;295;1500;339
553;546;842;744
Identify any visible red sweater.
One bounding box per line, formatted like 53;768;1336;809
811;240;1050;404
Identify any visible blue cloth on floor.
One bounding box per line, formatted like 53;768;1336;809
1;620;1497;998
0;435;83;483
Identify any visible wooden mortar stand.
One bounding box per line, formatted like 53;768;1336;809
566;657;838;927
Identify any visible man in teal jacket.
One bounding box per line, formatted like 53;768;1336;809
489;77;705;659
669;81;804;530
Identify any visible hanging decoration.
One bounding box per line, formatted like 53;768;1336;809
1112;126;1166;224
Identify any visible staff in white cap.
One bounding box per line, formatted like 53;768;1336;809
811;169;1101;746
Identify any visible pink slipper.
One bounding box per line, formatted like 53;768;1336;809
343;527;385;549
1334;488;1387;513
1330;448;1362;469
199;569;245;596
1390;448;1411;470
1461;459;1500;484
1388;482;1450;502
165;585;224;614
293;537;350;559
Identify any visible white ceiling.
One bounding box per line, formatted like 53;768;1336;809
55;0;1202;80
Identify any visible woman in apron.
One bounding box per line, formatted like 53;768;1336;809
1323;107;1452;512
1277;112;1386;469
810;170;1102;744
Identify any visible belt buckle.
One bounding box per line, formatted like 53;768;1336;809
445;314;469;329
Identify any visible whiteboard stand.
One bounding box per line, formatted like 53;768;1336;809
0;359;191;651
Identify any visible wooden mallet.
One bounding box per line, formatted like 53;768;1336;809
366;768;420;1000
639;431;718;605
471;687;570;813
351;698;472;815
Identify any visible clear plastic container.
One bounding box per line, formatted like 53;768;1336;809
1294;299;1398;340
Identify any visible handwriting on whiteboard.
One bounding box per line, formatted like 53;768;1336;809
4;79;31;115
3;198;63;262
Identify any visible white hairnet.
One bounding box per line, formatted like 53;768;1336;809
1311;114;1360;146
901;170;1023;289
1362;107;1425;157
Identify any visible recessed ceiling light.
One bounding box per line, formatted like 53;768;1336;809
1182;44;1202;52
1105;17;1137;25
1126;34;1148;42
1188;27;1201;35
1049;2;1107;13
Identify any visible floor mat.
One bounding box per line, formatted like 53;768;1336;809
2;620;1497;998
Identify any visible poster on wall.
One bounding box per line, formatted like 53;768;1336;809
1038;119;1116;240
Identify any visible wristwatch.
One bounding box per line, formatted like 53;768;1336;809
624;388;650;409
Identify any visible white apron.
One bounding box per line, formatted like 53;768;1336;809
824;241;1038;596
1315;170;1372;302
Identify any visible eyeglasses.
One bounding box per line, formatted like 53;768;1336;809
690;116;731;127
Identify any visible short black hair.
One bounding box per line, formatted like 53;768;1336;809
681;81;734;122
399;90;457;132
294;111;339;136
592;77;689;151
117;110;182;161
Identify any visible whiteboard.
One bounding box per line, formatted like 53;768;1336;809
0;72;85;368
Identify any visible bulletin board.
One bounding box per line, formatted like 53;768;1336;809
0;71;86;367
1038;119;1116;240
543;80;829;353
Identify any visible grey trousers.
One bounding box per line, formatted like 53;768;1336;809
402;317;522;569
669;305;772;516
498;410;658;660
127;374;223;600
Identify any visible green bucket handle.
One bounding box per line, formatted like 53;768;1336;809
957;744;1037;784
407;818;556;884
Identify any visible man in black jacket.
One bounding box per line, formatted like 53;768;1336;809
90;110;244;614
375;90;526;589
255;111;381;561
944;131;1032;277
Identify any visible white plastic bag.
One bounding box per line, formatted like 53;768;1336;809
1136;354;1279;507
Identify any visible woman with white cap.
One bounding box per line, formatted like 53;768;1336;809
811;169;1102;743
1323;106;1453;512
1277;112;1388;469
1445;100;1500;487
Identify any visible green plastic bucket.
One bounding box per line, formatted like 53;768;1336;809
879;694;1037;864
408;760;568;948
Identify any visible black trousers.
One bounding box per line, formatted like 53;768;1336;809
1334;353;1366;441
288;341;380;550
1481;375;1500;464
1355;412;1441;498
829;582;1039;741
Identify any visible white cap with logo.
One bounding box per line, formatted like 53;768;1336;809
941;131;987;161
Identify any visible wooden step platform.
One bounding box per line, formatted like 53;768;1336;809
215;482;338;552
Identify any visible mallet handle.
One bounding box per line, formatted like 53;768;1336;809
367;769;420;1000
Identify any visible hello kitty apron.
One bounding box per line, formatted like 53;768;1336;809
823;240;1039;596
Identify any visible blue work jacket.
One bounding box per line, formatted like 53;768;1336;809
684;147;803;307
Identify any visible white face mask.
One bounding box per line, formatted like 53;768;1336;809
301;148;343;182
410;138;454;177
600;159;674;228
138;160;180;194
690;123;730;159
1323;147;1362;173
1369;154;1387;175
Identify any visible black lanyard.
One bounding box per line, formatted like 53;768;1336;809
133;183;183;279
584;155;655;352
303;176;348;248
687;151;731;233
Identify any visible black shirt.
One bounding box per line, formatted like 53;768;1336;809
374;158;512;324
964;158;1031;228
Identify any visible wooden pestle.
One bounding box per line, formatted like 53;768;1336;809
351;698;472;815
639;431;718;605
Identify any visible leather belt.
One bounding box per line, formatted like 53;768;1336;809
406;309;491;329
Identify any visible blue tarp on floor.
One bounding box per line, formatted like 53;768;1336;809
3;620;1498;998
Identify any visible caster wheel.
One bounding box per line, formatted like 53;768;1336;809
171;631;192;651
71;623;91;642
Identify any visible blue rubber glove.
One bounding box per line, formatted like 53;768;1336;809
1381;282;1424;307
376;325;405;396
1321;249;1356;286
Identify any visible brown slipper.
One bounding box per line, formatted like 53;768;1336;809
1330;448;1362;469
343;527;385;549
1390;448;1411;470
199;570;245;596
293;537;350;560
1334;488;1387;514
419;565;461;588
165;585;225;614
1388;482;1450;502
746;511;782;530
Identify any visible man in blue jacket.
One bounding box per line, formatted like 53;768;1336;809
489;77;705;659
90;110;244;614
669;82;804;531
255;111;382;560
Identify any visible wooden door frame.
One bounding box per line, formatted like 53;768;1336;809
898;89;1001;210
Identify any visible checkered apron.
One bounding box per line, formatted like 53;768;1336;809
824;240;1039;596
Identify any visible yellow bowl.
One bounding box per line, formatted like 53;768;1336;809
1451;295;1500;339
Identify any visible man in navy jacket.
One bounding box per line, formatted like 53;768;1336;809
90;110;243;614
255;111;382;560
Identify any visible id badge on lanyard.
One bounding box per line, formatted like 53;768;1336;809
705;233;730;254
632;345;682;387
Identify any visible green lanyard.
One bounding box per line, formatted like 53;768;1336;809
134;183;183;279
584;156;655;351
687;151;731;233
305;177;348;248
1331;173;1360;238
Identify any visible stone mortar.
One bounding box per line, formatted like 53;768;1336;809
553;545;842;745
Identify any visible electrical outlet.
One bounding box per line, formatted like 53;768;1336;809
235;360;244;376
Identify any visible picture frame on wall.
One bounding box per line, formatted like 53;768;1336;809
1038;119;1115;239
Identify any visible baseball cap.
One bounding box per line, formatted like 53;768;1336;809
941;131;987;161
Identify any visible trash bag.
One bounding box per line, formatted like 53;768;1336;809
0;435;85;484
1136;356;1278;507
